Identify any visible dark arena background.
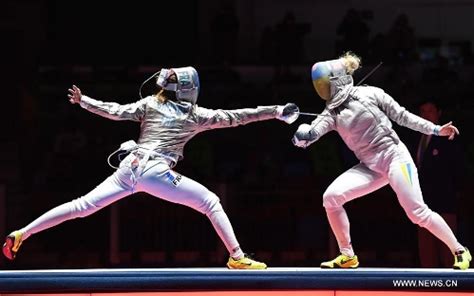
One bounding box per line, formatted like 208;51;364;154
1;0;474;294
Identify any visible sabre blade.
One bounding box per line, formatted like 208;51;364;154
298;112;334;117
299;112;320;116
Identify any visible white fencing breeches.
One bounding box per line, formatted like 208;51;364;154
20;153;243;258
322;142;463;256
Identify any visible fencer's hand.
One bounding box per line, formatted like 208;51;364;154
68;85;82;104
276;103;300;124
438;121;460;140
292;123;316;148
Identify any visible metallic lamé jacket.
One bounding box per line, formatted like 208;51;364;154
303;76;441;168
80;96;279;163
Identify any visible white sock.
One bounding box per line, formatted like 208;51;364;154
19;201;80;241
423;212;464;254
326;206;355;257
207;209;243;259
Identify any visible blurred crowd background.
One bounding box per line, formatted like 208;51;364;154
1;0;474;269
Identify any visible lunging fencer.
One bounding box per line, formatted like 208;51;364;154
292;52;471;269
3;66;299;269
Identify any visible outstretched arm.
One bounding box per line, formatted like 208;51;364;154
376;90;460;139
194;103;298;130
68;85;147;122
376;89;441;135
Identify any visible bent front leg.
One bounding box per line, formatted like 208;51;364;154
323;163;387;256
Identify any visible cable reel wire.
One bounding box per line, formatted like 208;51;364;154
138;69;161;99
107;148;130;170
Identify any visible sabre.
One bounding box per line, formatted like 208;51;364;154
299;112;333;117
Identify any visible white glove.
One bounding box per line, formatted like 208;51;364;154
276;103;299;124
292;124;316;148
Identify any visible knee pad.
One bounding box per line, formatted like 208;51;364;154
406;205;432;228
199;192;223;216
322;189;347;209
69;197;100;218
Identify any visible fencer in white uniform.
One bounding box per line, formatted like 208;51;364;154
292;53;471;269
3;66;299;269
